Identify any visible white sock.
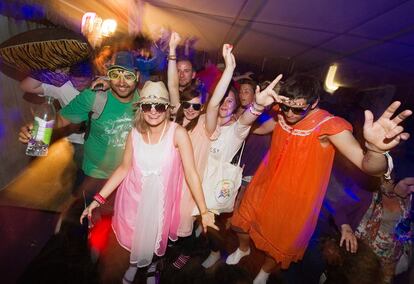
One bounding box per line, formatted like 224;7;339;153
201;250;221;268
123;266;137;283
253;269;270;284
225;247;251;265
146;275;156;284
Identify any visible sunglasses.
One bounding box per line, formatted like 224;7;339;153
107;69;137;82
140;103;169;113
182;102;202;111
279;103;311;115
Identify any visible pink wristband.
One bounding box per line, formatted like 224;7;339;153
93;193;106;205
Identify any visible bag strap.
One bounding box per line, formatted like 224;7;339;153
91;90;108;119
84;90;108;141
230;140;246;166
236;141;246;166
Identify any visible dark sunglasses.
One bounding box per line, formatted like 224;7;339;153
182;102;202;111
279;103;311;115
140;103;169;113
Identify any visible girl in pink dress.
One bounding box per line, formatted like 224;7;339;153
80;81;217;284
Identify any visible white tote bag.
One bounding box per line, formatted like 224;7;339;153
193;142;245;215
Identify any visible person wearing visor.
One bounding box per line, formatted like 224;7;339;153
80;81;217;284
227;74;412;284
19;51;140;224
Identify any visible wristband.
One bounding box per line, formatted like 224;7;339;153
249;105;263;116
93;193;107;205
167;55;177;61
383;152;393;180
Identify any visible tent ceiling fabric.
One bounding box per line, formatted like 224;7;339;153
4;0;414;86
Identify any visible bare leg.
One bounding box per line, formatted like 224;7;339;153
254;255;280;284
262;255;278;272
231;225;250;251
253;255;278;284
237;231;251;251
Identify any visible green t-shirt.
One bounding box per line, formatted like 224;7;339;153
60;88;139;178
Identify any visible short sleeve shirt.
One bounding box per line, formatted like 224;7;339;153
60;89;139;178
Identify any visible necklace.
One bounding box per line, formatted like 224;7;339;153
147;121;167;144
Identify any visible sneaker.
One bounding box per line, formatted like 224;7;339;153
146;262;158;284
201;250;221;268
172;254;191;269
225;247;251;265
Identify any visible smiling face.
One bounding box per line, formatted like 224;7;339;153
141;103;169;127
108;68;139;101
239;83;255;107
183;96;202;121
177;60;195;88
280;98;313;125
219;91;238;118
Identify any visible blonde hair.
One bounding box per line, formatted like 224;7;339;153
133;106;171;134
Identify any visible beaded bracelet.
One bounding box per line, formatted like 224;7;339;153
249;105;263;116
93;193;107;205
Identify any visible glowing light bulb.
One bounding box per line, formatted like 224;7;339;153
101;19;117;36
324;64;340;93
81;12;96;34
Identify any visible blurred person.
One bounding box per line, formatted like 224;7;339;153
355;176;414;283
235;79;256;118
177;59;196;92
20;59;94;170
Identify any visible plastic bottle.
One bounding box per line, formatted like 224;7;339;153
26;96;56;156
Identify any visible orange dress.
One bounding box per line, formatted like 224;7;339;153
231;109;352;268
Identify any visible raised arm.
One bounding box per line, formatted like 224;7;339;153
328;101;412;176
175;126;218;232
205;44;236;135
80;132;133;222
238;75;284;126
168;32;181;113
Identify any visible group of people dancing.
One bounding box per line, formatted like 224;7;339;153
18;31;413;284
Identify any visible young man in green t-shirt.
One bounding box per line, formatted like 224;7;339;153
19;51;140;213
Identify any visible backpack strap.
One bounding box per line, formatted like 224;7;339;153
91;90;108;119
84;90;108;141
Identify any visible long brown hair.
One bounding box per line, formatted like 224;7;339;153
175;82;205;132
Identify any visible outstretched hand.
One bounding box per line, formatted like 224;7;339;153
169;32;181;50
363;101;412;152
254;74;287;107
222;44;236;70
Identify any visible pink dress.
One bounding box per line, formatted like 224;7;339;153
112;123;183;267
177;114;214;236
